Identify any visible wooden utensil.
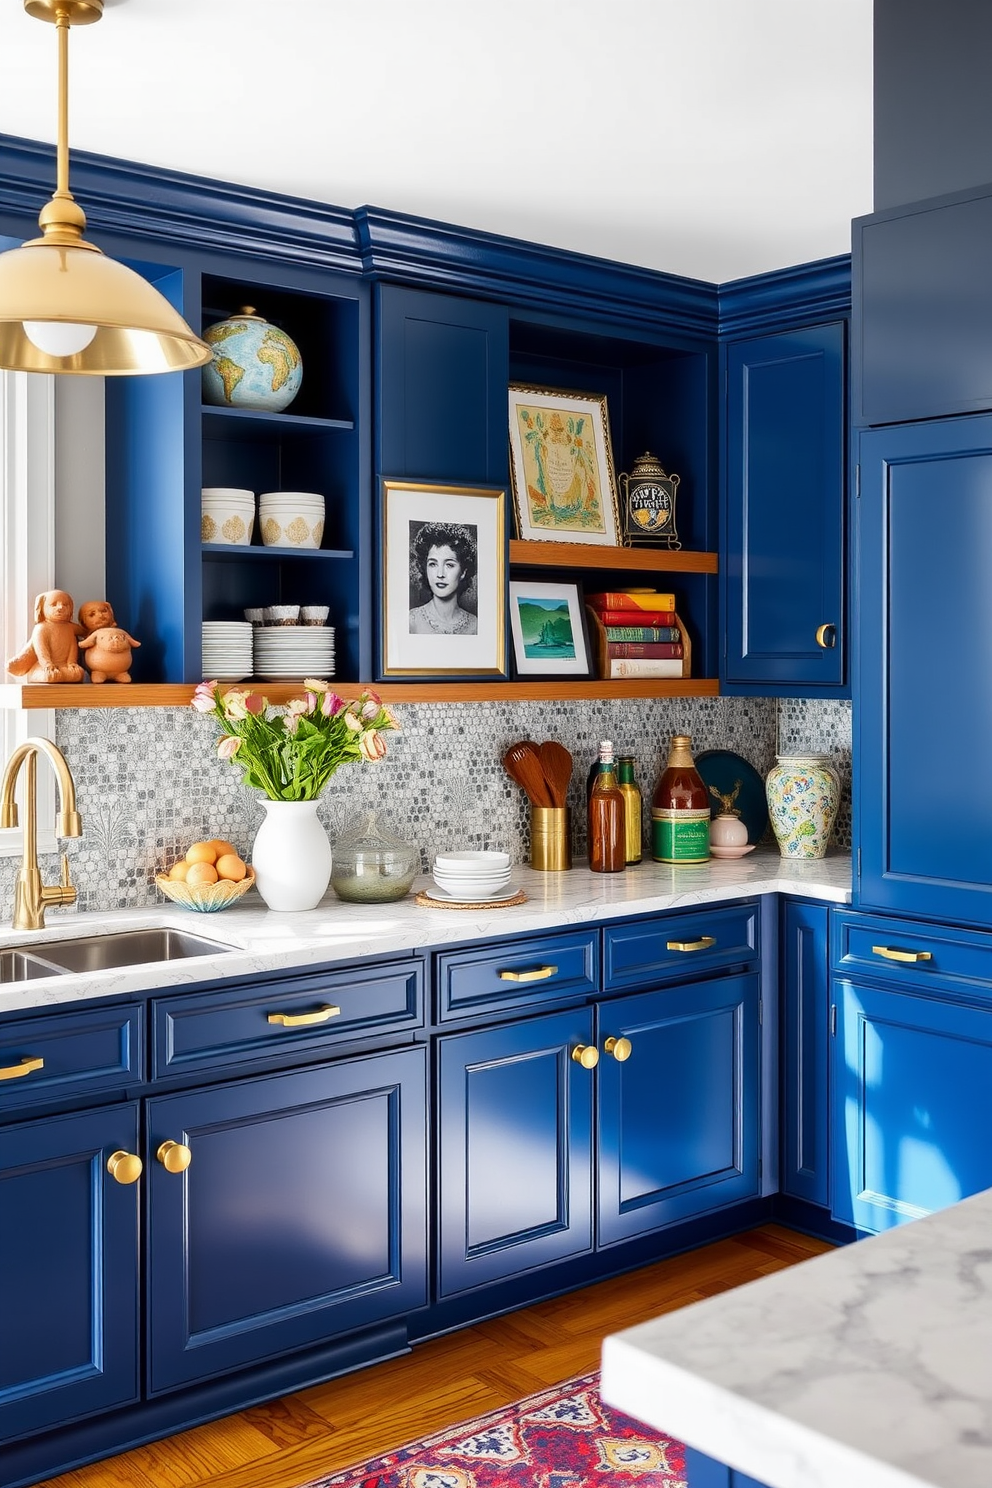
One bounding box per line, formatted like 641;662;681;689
503;740;554;806
538;740;573;807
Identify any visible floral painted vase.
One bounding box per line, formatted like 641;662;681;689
765;754;840;860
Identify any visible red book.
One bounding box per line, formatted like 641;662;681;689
586;590;677;611
607;642;683;659
591;608;677;628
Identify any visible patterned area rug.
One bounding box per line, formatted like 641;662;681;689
303;1370;686;1487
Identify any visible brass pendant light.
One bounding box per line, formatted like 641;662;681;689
0;0;211;375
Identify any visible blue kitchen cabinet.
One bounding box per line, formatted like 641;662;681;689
723;322;846;692
779;900;830;1208
858;413;992;926
376;284;509;486
146;1046;427;1393
684;1447;770;1487
830;977;992;1232
597;975;760;1244
0;1102;140;1442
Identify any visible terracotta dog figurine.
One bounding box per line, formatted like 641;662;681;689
77;598;117;635
6;589;85;683
78;625;141;684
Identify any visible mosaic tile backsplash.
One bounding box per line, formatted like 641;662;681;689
0;696;852;915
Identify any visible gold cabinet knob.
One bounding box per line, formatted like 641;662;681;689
157;1139;192;1174
604;1036;632;1062
571;1043;599;1070
815;623;837;649
106;1150;143;1185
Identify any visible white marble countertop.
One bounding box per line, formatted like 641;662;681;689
0;849;851;1013
601;1185;992;1488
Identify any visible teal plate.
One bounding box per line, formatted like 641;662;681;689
695;749;769;845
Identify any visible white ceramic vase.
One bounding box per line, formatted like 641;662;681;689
765;754;840;860
251;798;332;911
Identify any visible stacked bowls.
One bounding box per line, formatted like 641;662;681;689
202;488;255;546
259;491;325;549
431;850;513;902
202;620;253;680
253;624;335;679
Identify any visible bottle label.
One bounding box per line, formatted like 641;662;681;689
651;808;710;862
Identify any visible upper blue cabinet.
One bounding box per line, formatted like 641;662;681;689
854;182;992;427
720;260;851;696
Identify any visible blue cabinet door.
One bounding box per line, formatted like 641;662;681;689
597;975;760;1245
831;979;992;1231
858;415;992;925
147;1047;427;1393
437;1008;595;1297
724;322;846;692
376;284;509;485
780;901;829;1207
0;1104;139;1442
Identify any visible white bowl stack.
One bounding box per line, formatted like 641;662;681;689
202;488;255;546
258;491;325;549
202;621;254;680
432;850;513;902
253;625;336;679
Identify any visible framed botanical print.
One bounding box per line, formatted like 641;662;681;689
508;385;621;546
507;579;593;678
381;480;507;678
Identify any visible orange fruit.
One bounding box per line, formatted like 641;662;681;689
186;861;219;886
215;853;247;882
168;861;190;881
185;841;217;865
207;838;237;860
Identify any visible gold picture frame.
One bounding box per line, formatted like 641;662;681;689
508;385;621;546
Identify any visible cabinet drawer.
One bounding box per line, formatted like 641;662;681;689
153;959;423;1077
832;911;992;1001
604;904;758;992
436;931;599;1021
0;1004;142;1113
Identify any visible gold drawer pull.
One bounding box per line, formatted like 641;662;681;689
0;1055;43;1082
605;1036;632;1062
871;945;932;964
498;965;558;982
157;1140;192;1174
571;1044;599;1070
815;623;837;649
106;1151;143;1185
667;936;716;953
267;1005;341;1028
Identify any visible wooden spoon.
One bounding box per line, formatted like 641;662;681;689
503;740;554;806
538;740;573;808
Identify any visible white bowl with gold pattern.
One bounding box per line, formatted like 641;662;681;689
201;488;255;546
258;491;325;549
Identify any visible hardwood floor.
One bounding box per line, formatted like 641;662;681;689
50;1225;830;1488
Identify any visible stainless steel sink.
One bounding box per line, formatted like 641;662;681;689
22;927;234;975
0;948;63;982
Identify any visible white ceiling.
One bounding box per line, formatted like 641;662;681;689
0;0;874;285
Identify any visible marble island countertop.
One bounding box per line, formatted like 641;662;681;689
601;1185;992;1488
0;849;851;1013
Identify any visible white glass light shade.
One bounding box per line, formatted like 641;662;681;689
23;319;96;356
0;240;211;375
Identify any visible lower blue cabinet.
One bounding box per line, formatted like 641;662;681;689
146;1046;427;1393
831;979;992;1231
0;1103;140;1443
780;900;830;1207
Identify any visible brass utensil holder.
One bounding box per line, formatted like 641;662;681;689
531;806;572;870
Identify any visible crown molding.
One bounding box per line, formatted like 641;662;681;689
718;255;852;337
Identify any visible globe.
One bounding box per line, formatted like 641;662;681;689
202;306;303;413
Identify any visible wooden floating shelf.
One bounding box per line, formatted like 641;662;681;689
509;541;718;574
0;678;721;710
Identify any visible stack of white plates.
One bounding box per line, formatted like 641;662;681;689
431;850;514;902
202;488;255;546
258;491;325;549
253;625;336;679
202;620;254;680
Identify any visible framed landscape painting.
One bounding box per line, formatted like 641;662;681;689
508;580;592;678
508;385;620;546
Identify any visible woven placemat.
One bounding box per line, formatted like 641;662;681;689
415;889;528;910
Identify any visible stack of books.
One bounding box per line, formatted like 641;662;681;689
585;590;687;679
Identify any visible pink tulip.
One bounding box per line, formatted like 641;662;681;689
321;690;344;717
343;711;362;732
191;681;219;713
217;735;241;759
358;728;387;761
244;692;266;716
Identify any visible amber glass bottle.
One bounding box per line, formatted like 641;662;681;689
588;740;626;873
616;756;642;864
651;734;710;863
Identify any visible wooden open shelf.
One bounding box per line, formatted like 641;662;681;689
509;541;717;573
0;677;721;710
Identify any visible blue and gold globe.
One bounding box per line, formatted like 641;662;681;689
202;306;303;413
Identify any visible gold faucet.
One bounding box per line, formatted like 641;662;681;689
0;737;82;931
